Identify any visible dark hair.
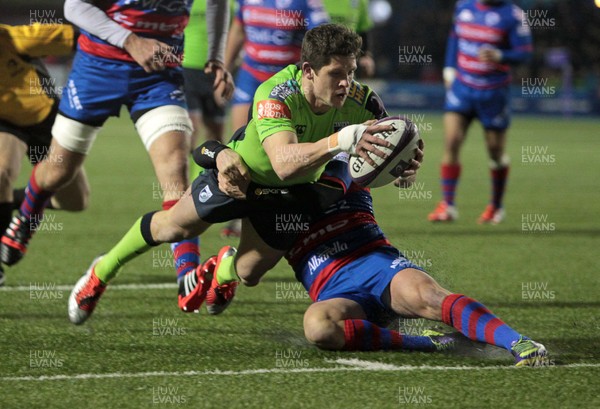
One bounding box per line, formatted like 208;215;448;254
301;23;362;71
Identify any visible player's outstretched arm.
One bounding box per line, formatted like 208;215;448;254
262;124;393;182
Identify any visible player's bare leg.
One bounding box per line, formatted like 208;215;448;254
50;168;90;212
148;129;190;203
385;267;548;366
0;133;27;231
303;298;366;350
429;112;470;222
0;133;28;284
69;188;212;323
147;128;204;287
1;139;86;265
204;218;286;315
479;128;509;224
302;296;447;352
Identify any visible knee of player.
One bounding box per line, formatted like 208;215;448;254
416;279;448;320
42;163;78;189
303;315;341;350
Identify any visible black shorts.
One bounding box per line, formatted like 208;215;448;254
0;101;58;164
182;68;225;119
191;169;309;251
191;168;252;223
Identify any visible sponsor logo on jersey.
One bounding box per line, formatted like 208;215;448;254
333;121;349;132
307;241;349;274
269;80;300;102
253;187;290;196
198;185;212;203
288;219;349;259
257;99;292;120
246;27;293;46
347;82;366;105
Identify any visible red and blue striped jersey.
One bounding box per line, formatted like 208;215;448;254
235;0;329;82
286;185;392;301
78;0;192;63
445;0;533;89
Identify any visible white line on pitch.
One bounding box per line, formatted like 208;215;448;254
0;283;177;292
3;359;599;382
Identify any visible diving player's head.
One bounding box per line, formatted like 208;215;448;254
301;24;362;112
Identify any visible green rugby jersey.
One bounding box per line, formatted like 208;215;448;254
183;1;235;69
323;0;373;33
182;0;207;69
230;64;387;186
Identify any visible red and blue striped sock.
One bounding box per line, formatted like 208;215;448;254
441;163;461;206
343;320;436;352
490;166;509;208
442;294;522;351
162;200;200;281
18;166;53;226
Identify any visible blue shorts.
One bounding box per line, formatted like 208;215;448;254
444;79;510;130
59;51;187;126
316;248;424;327
231;67;263;105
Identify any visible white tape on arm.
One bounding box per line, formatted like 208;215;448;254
327;124;368;155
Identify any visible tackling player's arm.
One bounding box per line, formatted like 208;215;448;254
64;0;175;72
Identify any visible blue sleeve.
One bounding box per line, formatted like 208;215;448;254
319;157;352;193
444;17;458;68
501;12;533;64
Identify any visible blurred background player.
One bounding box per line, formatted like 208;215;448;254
182;0;229;179
0;0;234;289
428;0;532;224
0;23;90;285
322;0;375;78
220;0;330;237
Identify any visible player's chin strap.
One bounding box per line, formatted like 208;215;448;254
327;124;368;155
192;140;231;169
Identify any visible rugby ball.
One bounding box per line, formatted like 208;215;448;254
349;116;421;188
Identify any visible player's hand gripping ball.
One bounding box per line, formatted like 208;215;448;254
349;116;421;188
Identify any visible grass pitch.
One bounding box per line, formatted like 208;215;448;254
1;113;599;408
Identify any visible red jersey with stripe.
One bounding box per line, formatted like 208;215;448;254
286;185;392;301
445;0;532;89
235;0;329;82
78;0;192;64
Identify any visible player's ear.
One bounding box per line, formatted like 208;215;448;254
302;62;314;80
